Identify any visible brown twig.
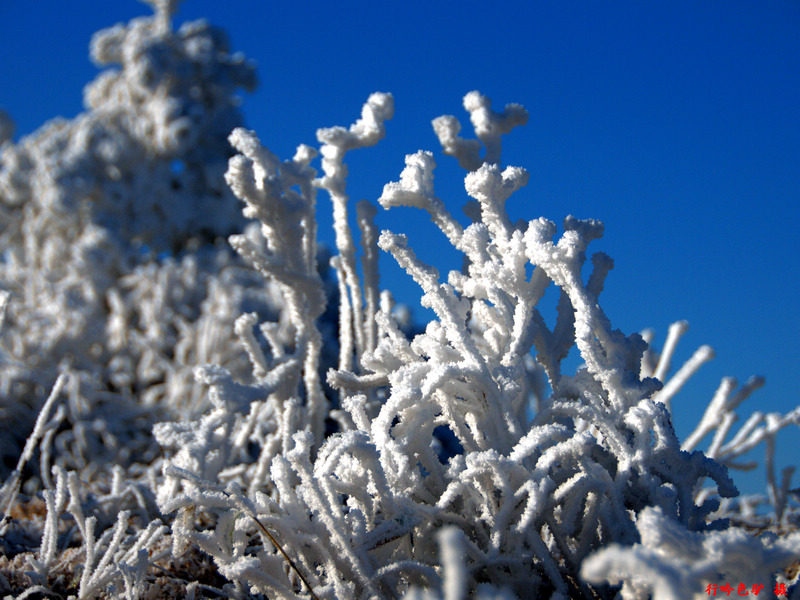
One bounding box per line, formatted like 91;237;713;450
249;513;321;600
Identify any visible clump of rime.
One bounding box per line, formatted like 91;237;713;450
156;89;799;600
0;4;799;600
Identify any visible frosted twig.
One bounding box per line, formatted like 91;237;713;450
0;372;68;534
433;91;528;170
316;93;394;372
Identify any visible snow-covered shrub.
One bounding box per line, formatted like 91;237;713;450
153;91;799;599
0;0;277;480
1;5;798;600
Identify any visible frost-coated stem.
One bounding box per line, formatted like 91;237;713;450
0;372;68;534
316;93;394;372
653;320;689;383
654;344;715;410
357;200;381;356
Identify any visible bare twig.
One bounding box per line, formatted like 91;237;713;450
249;512;321;600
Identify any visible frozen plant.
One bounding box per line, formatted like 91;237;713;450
640;323;800;531
1;6;799;598
151;90;799;600
1;0;256;255
0;0;279;482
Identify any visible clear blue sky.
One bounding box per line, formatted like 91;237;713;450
1;1;798;496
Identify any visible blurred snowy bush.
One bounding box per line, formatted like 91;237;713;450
0;0;310;482
1;2;799;600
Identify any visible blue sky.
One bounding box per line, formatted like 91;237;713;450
1;1;798;496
